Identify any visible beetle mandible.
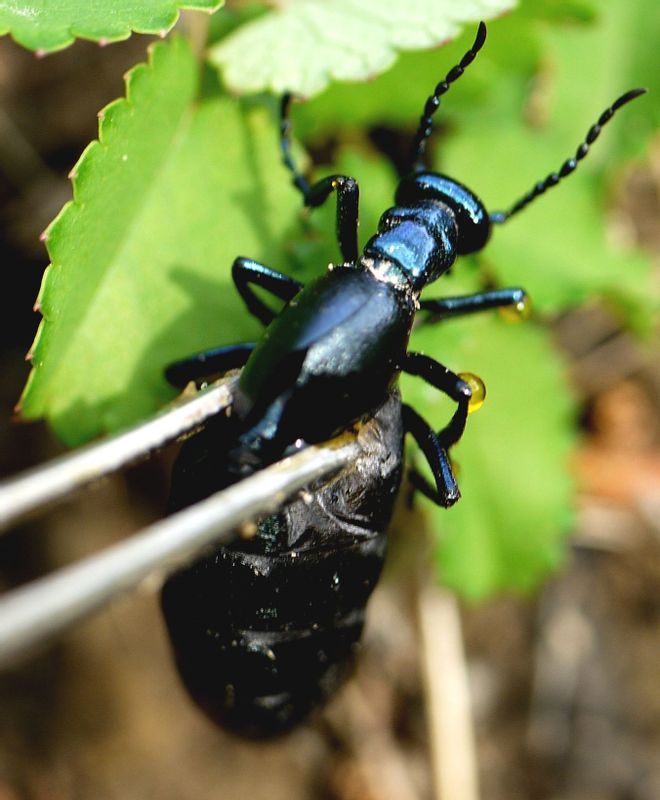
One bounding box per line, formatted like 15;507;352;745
161;22;645;737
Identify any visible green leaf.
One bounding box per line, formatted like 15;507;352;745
402;301;577;600
0;0;222;52
208;0;516;98
519;0;596;23
20;38;299;445
268;3;589;140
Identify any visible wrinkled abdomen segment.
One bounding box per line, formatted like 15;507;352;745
161;535;386;738
162;392;404;738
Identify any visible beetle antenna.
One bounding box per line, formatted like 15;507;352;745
280;93;311;197
490;88;647;224
411;21;487;173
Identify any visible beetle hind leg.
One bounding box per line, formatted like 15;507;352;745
403;404;460;507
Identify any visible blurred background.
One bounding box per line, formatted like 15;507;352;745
0;4;659;800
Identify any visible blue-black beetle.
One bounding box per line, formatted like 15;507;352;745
161;23;645;737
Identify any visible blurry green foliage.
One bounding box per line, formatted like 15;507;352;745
208;0;515;97
16;0;659;596
0;0;221;52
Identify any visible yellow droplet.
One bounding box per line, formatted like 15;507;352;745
499;291;531;323
239;520;258;539
458;372;486;413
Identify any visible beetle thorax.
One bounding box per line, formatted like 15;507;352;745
361;199;458;293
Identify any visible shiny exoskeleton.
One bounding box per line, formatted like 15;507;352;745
161;22;645;737
163;391;404;737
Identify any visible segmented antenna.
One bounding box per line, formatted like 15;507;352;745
280;93;311;197
411;21;488;173
491;88;647;224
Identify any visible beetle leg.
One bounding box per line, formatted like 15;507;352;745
402;403;459;507
403;352;471;448
303;175;359;264
401;352;476;507
165;342;256;388
280;95;359;263
419;286;529;320
232;257;304;326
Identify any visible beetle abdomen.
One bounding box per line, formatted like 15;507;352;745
161;536;386;737
161;392;403;738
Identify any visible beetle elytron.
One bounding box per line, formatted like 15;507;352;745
161;23;645;737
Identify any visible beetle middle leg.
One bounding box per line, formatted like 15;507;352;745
280;94;359;263
165;342;257;388
167;259;304;386
232;257;304;326
419;286;528;319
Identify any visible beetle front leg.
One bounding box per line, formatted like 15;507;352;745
280;95;359;263
303;175;359;264
232;257;304;327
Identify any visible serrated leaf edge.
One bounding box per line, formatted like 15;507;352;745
19;35;196;418
209;1;516;98
0;1;223;54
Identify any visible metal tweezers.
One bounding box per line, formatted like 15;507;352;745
0;378;360;669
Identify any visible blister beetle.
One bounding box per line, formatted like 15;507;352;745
161;22;645;737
